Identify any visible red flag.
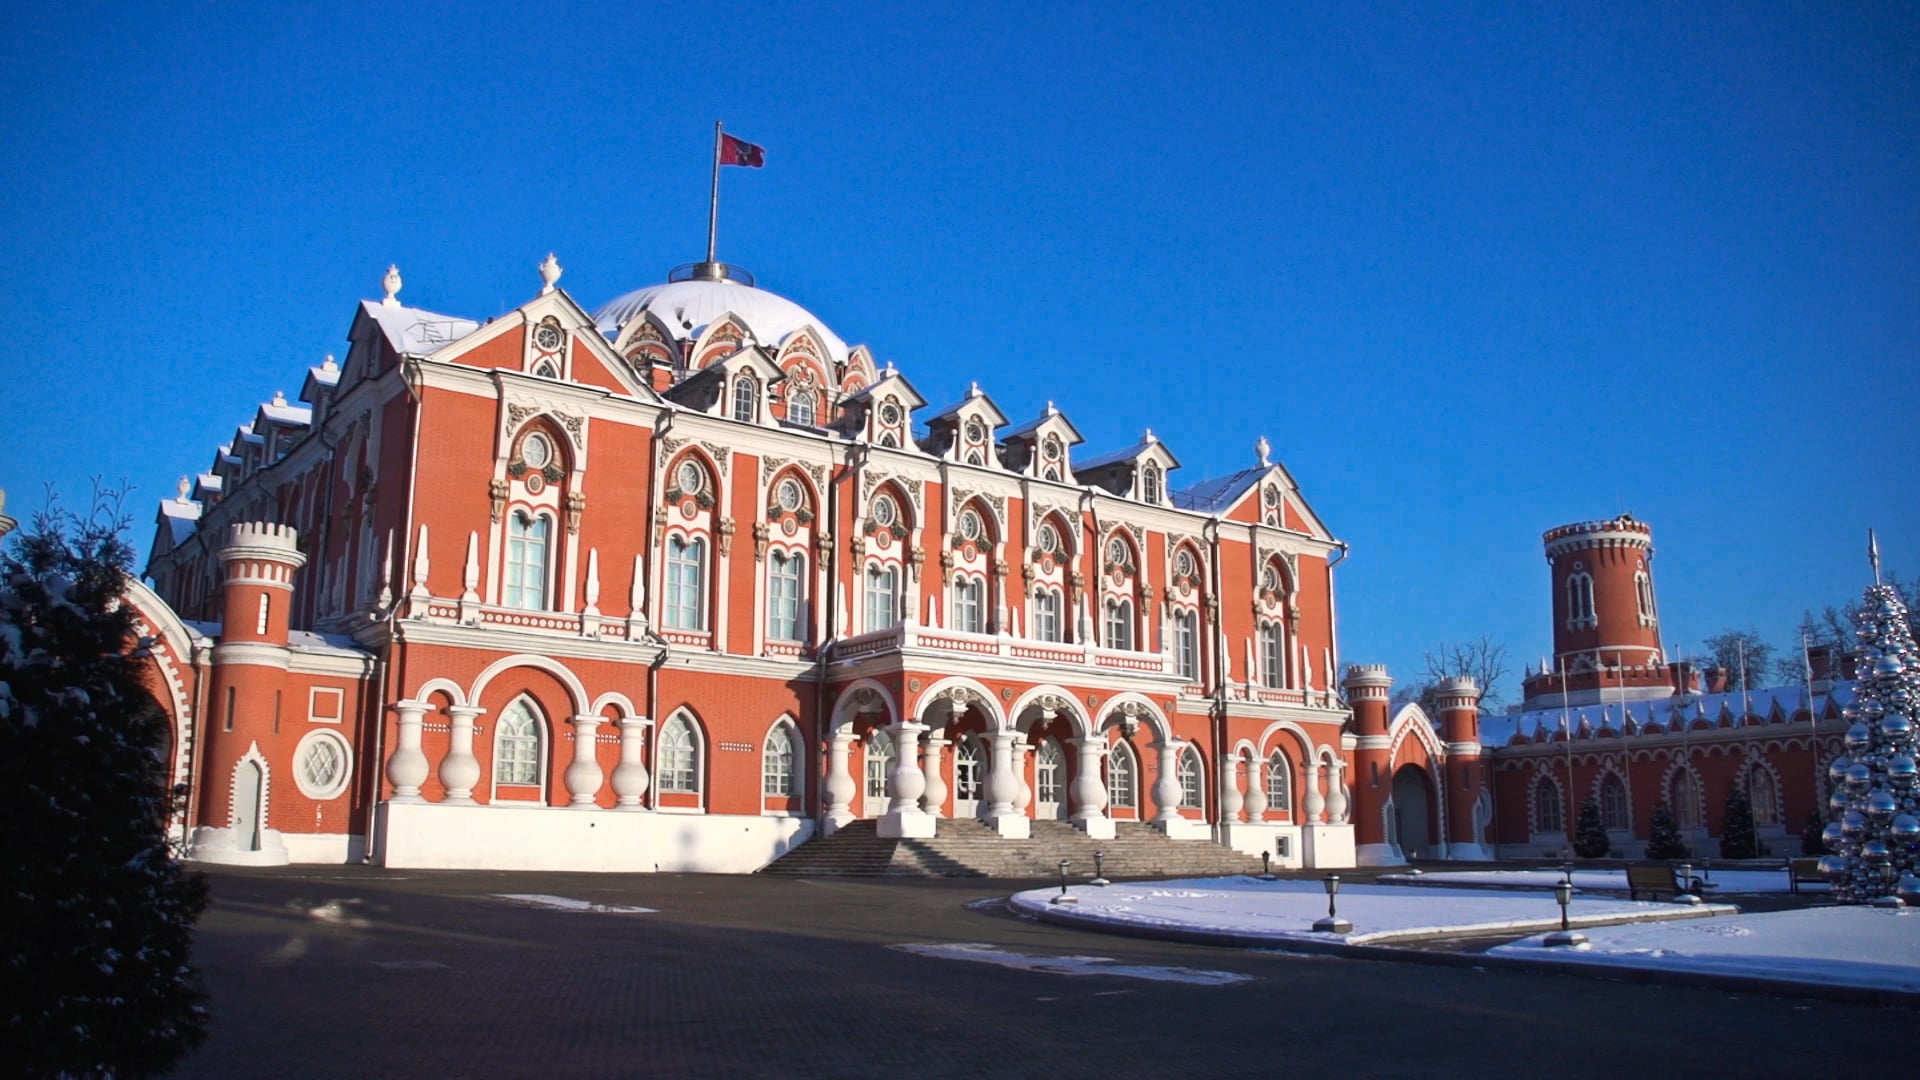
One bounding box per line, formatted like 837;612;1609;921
720;133;765;168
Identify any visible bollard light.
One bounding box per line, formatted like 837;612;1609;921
1052;858;1077;904
1313;873;1351;933
1544;878;1586;947
1260;850;1276;881
1092;851;1111;888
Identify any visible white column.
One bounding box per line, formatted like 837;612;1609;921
1325;761;1350;823
823;731;856;834
1243;755;1268;822
1153;740;1184;826
1070;735;1114;839
1219;752;1244;824
565;716;605;807
985;730;1029;838
879;720;935;838
610;718;650;808
920;735;948;818
386;702;430;803
438;705;483;804
1011;741;1033;816
1303;760;1327;823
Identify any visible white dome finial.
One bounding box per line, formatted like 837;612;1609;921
539;252;563;295
177;476;191;499
272;390;287;407
1144;427;1157;444
382;264;402;306
1255;435;1271;467
969;380;980;396
322;353;338;372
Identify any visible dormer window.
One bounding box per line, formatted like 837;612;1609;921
733;376;759;422
1141;463;1162;504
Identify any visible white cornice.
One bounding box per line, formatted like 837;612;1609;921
395;619;667;665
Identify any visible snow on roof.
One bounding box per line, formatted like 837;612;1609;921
926;384;1009;426
360;299;480;356
1173;467;1262;513
1480;681;1852;747
289;629;371;657
592;278;851;367
1002;404;1085;443
158;498;200;544
258;396;312;427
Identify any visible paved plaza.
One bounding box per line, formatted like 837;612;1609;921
183;867;1908;1078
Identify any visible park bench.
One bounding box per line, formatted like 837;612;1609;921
1788;857;1824;895
1626;862;1688;900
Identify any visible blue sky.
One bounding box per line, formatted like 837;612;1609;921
3;2;1915;705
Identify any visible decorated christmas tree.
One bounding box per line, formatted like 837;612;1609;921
1819;553;1920;904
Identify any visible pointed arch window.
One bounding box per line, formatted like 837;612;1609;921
1600;773;1630;831
1106;743;1136;810
1177;746;1203;809
1671;771;1700;829
1635;570;1656;626
1568;572;1597;627
494;699;541;786
1749;764;1779;824
1266;750;1291;813
767;551;805;642
1534;775;1564;833
1174;609;1199;680
865;728;895;803
1141;463;1162;504
665;536;706;630
659;715;701;794
1033;587;1063;643
505;512;551;610
952;575;985;634
732;375;759;422
866;564;899;632
1104;598;1134;651
764;724;798;797
1260;621;1286;689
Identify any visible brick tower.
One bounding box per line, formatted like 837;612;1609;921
1521;514;1673;708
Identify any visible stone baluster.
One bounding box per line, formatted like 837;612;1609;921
438;705;483;804
886;720;927;815
565;716;605;807
920;735;948;818
1219;752;1244;824
1153;740;1184;825
611;718;650;808
823;731;857;832
1070;736;1110;826
1325;761;1349;823
1011;740;1033;816
1243;754;1268;822
1303;760;1327;823
386;701;430;802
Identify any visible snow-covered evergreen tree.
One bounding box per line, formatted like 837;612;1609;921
1;496;208;1077
1573;796;1610;858
1719;782;1760;859
1821;577;1920;903
1646;800;1689;860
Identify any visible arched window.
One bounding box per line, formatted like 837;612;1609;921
1260;621;1286;689
732;375;758;422
1749;764;1779;824
1104;598;1133;651
1568;572;1596;626
1534;775;1564;833
505;512;550;610
1671;771;1699;829
866;564;899;632
1266;750;1291;813
1106;742;1136;810
865;728;895;803
1032;587;1063;643
1178;746;1203;809
1635;570;1656;625
1174;610;1199;680
659;715;700;794
767;551;805;642
764;724;798;797
787;387;815;427
494;699;541;786
665;536;706;630
952;575;984;634
1035;740;1064;808
1141;463;1162;504
1600;773;1630;831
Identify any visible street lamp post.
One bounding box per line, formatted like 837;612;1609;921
1092;851;1110;888
1313;874;1351;933
1052;859;1077;905
1260;851;1275;881
1544;879;1587;947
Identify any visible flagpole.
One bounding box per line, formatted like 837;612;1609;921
1560;658;1575;858
707;121;723;265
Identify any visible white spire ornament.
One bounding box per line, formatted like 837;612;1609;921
381;264;403;306
539;252;563;295
1819;574;1920;905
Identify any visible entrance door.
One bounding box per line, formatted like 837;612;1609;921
234;760;265;852
953;740;984;819
1034;739;1067;820
1391;765;1434;860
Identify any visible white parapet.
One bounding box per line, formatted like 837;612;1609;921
376;802;813;873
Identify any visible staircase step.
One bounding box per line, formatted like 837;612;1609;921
759;816;1265;879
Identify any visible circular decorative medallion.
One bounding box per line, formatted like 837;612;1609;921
681;500;697;520
910;678;922;692
1002;686;1014;701
524;472;545;495
677;461;704;495
782;517;798;536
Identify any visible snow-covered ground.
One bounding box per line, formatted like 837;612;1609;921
1492;907;1920;995
1378;868;1817;895
1009;877;1734;946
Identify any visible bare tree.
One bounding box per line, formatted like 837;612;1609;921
1390;635;1509;715
1702;629;1773;692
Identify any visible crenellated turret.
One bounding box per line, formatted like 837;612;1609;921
216;523;306;651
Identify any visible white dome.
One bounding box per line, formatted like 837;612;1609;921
593;277;851;367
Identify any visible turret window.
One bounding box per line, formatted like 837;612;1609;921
1635;570;1656;626
1567;572;1597;628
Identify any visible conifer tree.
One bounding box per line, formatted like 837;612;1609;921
1646;800;1689;859
1;496;209;1077
1719;782;1760;859
1573;796;1611;858
1800;809;1827;856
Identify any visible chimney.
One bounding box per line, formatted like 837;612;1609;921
1703;666;1730;694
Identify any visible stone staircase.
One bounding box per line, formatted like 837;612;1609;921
759;818;1267;879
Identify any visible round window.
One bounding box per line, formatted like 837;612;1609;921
1108;539;1128;566
534;321;564;352
959;510;982;541
777;478;802;511
880;400;902;426
676;461;705;495
1038;523;1059;554
965;419;986;444
292;730;352;800
521;432;553;471
873;496;897;527
1176;550;1194;577
1264;486;1280;507
1262;566;1279;592
1043;437;1061;461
